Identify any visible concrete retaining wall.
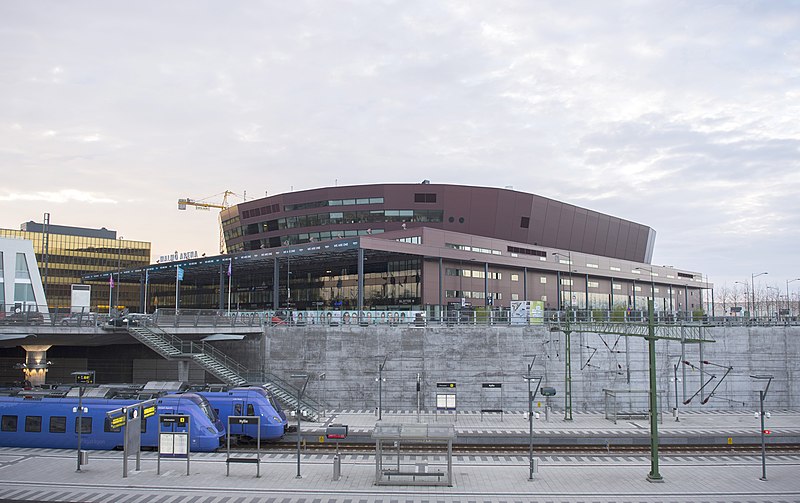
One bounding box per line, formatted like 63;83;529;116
224;324;799;413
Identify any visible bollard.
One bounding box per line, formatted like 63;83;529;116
332;454;341;481
530;458;538;478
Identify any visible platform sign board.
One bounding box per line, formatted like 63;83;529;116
480;383;504;421
158;414;191;476
226;416;261;477
435;381;457;420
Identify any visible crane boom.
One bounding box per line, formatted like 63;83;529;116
177;190;244;254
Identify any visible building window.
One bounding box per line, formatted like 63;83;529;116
586;263;598;268
610;266;621;271
588;281;599;288
561;279;573;286
520;216;530;229
511;274;519;282
541;295;547;302
540;277;547;284
613;284;622;290
414;193;436;203
511;293;519;300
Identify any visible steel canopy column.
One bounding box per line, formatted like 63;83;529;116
357;248;364;318
484;262;489;307
438;258;443;311
273;258;280;310
523;267;528;301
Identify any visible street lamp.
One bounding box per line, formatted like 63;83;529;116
786;278;799;318
766;286;779;320
290;373;310;479
552;252;573;314
735;281;749;316
751;272;767;319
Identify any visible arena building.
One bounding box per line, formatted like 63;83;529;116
101;183;710;317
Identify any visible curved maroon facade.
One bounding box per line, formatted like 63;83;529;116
222;183;656;263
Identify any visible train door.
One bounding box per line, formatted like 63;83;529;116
229;399;246;437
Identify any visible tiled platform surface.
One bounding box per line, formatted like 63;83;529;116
305;409;800;445
0;410;798;503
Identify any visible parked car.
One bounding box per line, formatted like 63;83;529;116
60;312;97;326
0;310;44;325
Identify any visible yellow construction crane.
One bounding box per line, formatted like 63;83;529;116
178;190;244;254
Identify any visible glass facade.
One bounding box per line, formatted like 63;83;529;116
0;228;151;311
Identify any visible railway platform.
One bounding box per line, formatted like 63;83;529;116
0;410;798;502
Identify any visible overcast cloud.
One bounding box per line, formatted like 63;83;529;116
1;1;798;297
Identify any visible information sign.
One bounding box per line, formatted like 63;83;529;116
74;372;95;384
437;382;456;388
110;415;127;429
482;383;502;388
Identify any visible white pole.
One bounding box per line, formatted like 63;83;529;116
175;266;180;314
227;259;232;315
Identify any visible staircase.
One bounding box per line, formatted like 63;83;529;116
127;324;320;420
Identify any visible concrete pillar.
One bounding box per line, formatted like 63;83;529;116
21;345;52;387
177;360;190;382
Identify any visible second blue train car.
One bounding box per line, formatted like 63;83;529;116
198;387;287;441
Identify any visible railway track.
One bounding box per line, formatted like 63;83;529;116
240;440;800;455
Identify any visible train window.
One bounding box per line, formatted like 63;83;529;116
74;417;92;434
246;404;255;416
234;403;243;415
1;415;18;432
141;417;147;434
49;416;66;433
25;416;42;433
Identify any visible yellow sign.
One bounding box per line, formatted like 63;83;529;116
727;437;733;445
143;405;156;418
319;436;325;443
110;415;127;428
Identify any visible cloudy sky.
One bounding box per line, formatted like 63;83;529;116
1;1;798;298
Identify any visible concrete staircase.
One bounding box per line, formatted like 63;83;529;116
127;324;320;420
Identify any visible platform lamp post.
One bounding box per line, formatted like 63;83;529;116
751;272;767;319
71;370;95;472
750;374;773;481
522;354;542;481
766;286;779;320
787;278;800;318
290;373;310;479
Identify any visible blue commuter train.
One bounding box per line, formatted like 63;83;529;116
0;392;225;452
197;386;288;441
